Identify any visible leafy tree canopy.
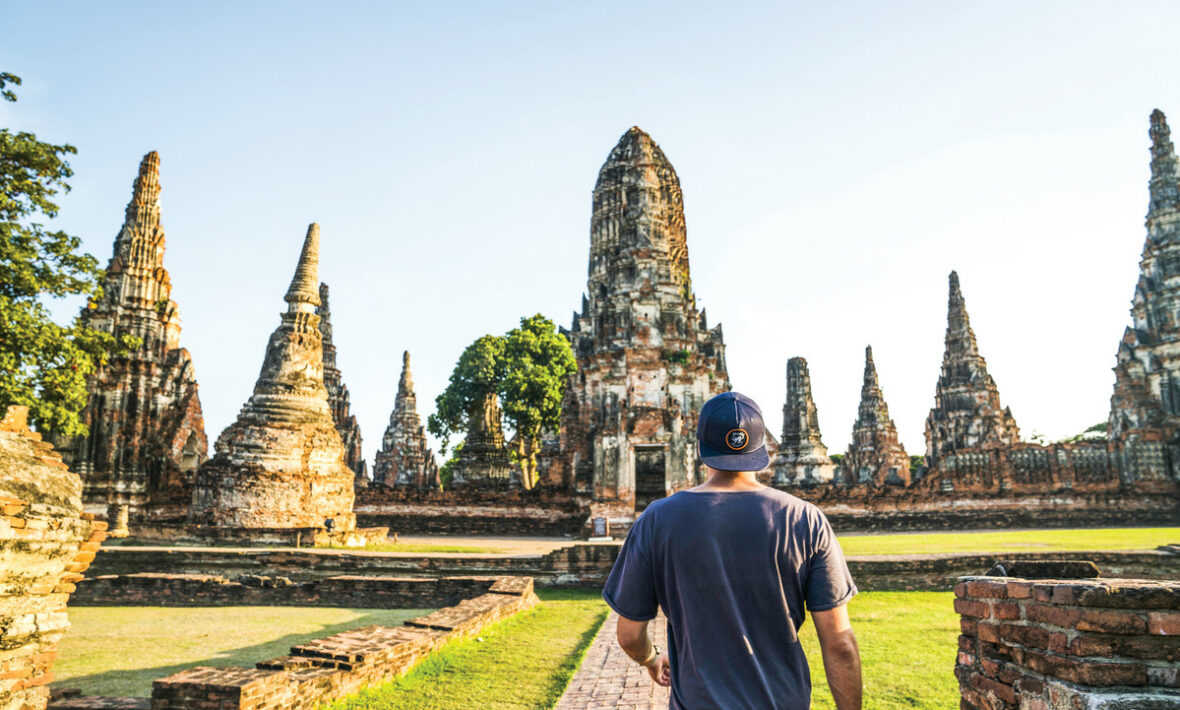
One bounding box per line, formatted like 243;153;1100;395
428;315;576;489
501;314;577;489
428;334;505;455
0;72;129;436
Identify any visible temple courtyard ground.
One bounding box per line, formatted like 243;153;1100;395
55;526;1177;707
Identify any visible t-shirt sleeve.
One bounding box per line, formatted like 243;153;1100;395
804;510;858;612
602;515;659;621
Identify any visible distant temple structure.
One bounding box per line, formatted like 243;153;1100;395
318;283;367;486
773;357;835;486
924;271;1020;470
840;346;910;487
189;224;362;538
51;152;206;519
373;352;440;489
552;127;730;521
1110;108;1180;460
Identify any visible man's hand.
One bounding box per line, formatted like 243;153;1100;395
644;652;671;686
616;615;670;686
813;604;862;710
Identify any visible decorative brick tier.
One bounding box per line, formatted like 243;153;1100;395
84;544;1180;591
955;576;1180;709
73;573;528;608
148;577;536;709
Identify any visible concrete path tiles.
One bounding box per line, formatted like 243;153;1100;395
556;612;670;709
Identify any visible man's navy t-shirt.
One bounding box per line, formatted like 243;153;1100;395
602;487;857;710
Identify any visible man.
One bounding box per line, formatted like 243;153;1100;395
603;391;862;709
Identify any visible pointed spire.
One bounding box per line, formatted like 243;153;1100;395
1149;109;1180;216
945;270;980;359
285;223;321;310
318;282;334;346
399;351;414;395
863;345;879;389
130;151;161;209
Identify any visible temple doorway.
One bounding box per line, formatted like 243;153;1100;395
634;446;667;511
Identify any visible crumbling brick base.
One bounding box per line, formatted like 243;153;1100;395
955;576;1180;709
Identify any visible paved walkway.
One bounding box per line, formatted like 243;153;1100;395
556;612;670;709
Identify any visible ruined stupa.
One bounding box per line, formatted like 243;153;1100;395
841;346;910;487
453;392;513;486
51;152;206;518
773;357;836;486
556;127;729;519
373;351;440;489
1110;109;1180;470
924;271;1020;469
318;283;367;486
189;224;357;533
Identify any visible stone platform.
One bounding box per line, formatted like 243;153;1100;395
82;543;1180;592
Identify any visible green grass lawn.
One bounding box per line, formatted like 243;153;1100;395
53;606;431;697
326;589;607;710
837;526;1179;556
803;591;960;709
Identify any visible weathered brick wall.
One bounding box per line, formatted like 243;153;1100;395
148;576;538;710
354;486;587;536
73;573;510;608
83;544;1180;591
0;407;106;710
955;576;1180;709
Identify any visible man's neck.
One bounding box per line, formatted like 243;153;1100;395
693;468;765;491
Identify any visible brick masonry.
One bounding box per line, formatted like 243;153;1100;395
955;576;1180;709
83;544;1180;592
0;406;108;710
142;576;537;710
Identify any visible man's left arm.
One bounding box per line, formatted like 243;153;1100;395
616;616;671;687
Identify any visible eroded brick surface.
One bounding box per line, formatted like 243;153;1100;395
372;352;439;490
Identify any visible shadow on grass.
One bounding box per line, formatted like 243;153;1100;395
54;609;431;698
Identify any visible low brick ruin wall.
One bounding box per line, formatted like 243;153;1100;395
73;573;520;608
149;576;538;710
955;576;1180;709
354;487;587;537
83;544;1180;592
0;406;107;710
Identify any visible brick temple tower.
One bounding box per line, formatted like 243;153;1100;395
189;224;357;532
924;271;1020;470
52;152;206;518
373;351;440;489
556;127;729;521
1109;110;1180;464
842;346;910;487
773;357;836;487
318;283;367;487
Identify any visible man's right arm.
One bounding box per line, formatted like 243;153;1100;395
812;605;862;710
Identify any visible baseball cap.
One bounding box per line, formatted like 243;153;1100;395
697;391;770;472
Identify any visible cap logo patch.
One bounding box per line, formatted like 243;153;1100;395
725;428;749;451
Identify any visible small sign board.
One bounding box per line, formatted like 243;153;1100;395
588;516;613;542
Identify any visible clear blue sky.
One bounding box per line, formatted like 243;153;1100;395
4;1;1180;462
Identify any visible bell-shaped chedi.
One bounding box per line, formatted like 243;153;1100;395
924;271;1020;469
373;351;440;489
841;346;910;487
317;283;367;486
773;357;836;487
557;127;729;510
51;152;207;519
1110;109;1180;455
189;224;356;531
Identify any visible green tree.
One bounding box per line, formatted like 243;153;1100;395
500;314;576;490
427;334;505;455
0;72;130;436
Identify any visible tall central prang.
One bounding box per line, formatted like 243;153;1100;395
554;127;729;524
